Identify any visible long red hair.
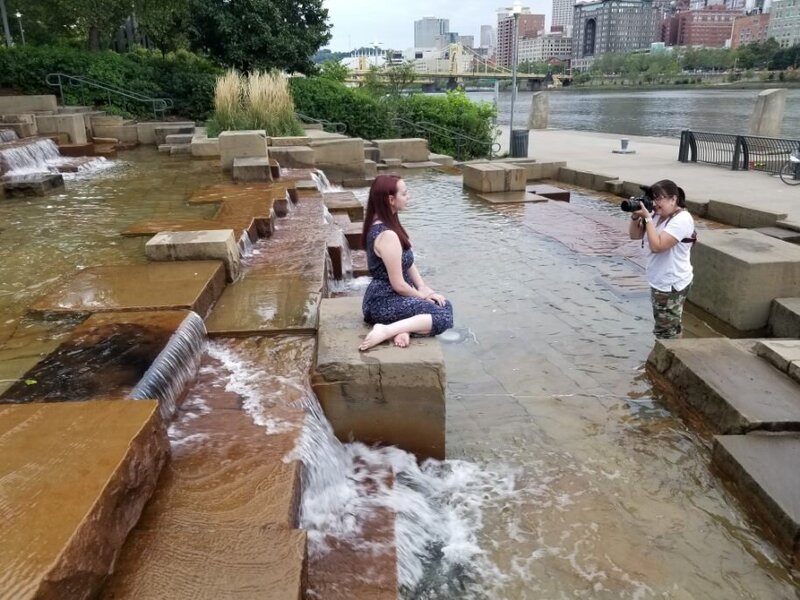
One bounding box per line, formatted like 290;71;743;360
361;175;411;250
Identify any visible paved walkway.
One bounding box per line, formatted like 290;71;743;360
497;127;800;229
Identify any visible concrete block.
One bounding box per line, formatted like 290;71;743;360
373;138;429;162
0;95;57;113
165;133;194;145
689;229;800;333
3;121;37;138
364;147;381;162
312;296;446;459
93;124;139;144
381;158;402;167
145;229;241;281
219;130;269;171
233;157;273;183
270;136;312;147
500;163;526;191
3;173;64;197
605;179;624;195
364;159;377;178
136;121;195;145
749;88;787;138
557;167;578;185
769;298;800;338
153;126;194;147
462;163;506;193
311;138;365;175
34;113;87;145
158;144;171;153
191;137;220;158
429;153;454;167
573;169;614;191
269;145;315;169
528;91;549;129
169;144;191;155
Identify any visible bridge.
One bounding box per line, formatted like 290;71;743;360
343;43;571;90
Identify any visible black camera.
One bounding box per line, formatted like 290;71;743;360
620;195;654;213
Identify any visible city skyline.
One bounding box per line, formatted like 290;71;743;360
322;0;553;51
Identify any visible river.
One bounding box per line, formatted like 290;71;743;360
467;88;800;140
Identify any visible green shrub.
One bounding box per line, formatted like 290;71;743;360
0;45;220;121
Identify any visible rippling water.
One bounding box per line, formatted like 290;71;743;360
469;88;800;139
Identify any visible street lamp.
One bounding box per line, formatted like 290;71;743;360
14;11;23;45
0;0;13;47
508;1;522;147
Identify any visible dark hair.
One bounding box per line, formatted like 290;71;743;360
650;179;686;208
362;175;411;250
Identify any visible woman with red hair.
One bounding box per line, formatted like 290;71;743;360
359;175;453;351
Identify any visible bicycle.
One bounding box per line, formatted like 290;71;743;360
779;145;800;186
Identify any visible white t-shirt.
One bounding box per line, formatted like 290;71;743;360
645;210;695;292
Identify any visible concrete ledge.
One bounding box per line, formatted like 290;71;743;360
0;95;57;113
712;433;800;567
689;229;800;333
34;113;87;145
136;121;195;145
373;138;429;163
769;298;800;338
3;172;64;197
219;130;269;171
269;146;315;169
647;338;800;434
0;400;168;599
146;229;241;282
311;138;365;175
323;191;364;222
312;296;446;459
233;157;273;182
463;163;505;193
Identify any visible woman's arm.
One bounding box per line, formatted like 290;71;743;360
407;264;433;296
374;231;429;298
643;219;680;253
628;216;644;240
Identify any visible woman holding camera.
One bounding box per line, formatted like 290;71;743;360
629;179;696;339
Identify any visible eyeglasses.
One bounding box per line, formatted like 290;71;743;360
653;196;673;203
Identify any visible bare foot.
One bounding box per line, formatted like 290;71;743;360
393;332;410;348
359;323;393;351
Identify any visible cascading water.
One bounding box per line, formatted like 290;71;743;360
206;338;519;599
0;138;62;173
0;129;19;143
129;311;207;420
311;168;344;193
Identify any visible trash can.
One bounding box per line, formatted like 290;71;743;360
511;129;529;158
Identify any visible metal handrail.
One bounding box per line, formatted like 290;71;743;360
391;116;500;160
45;72;173;119
295;111;347;134
679;129;800;175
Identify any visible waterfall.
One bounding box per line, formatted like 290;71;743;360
0;129;18;143
129;311;207;420
0;138;62;174
311;169;344;193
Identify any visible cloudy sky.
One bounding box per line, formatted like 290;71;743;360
322;0;554;52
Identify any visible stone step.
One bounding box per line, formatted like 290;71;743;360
169;143;192;155
0;400;168;599
3;172;64;197
326;226;351;280
29;262;226;319
753;226;800;245
103;337;310;598
269;145;315;169
312;296;446;459
146;229;241;282
755;340;800;385
712;433;800;567
428;152;454;167
648;338;800;434
165;133;194;145
233;156;273;182
526;183;571;202
0;310;195;411
351;250;369;278
769;298;800;338
322;191;364;222
344;221;364;251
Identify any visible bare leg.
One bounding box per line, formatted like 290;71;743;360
359;314;433;351
393;332;410;347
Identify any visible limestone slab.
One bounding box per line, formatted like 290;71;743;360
270;135;312;147
463;163;505;193
123;218;258;243
0;94;57;113
3;173;64;197
754;340;800;374
312;296;446;459
219;130;269;171
266;146;315;169
401;160;441;169
477;191;549;204
311;138;365;174
165;133;194;145
0;400;168;599
153;125;194;146
190;137;219;158
146;229;241;282
712;433;800;565
29;262;225;318
648;338;800;434
526;183;571;202
136;122;195;145
34;113;87;145
428;153;454;167
323;191;364;222
753;227;800;245
345;221;365;251
769;298;800;338
689;229;800;332
232;156;273;182
0;310;191;404
373;138;429;162
205;273;323;337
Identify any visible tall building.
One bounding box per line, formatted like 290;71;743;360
518;33;574;62
767;0;800;47
480;25;496;47
572;0;660;69
552;0;574;34
459;35;475;48
676;6;740;46
414;17;449;49
731;13;770;47
496;8;546;68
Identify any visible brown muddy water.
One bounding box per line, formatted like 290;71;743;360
0;149;797;598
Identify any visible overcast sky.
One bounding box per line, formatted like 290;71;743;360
323;0;554;52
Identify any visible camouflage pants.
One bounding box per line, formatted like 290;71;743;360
651;284;691;339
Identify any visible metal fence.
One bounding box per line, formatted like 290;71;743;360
679;130;800;175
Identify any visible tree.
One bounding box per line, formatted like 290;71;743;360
186;0;331;74
384;61;416;95
360;65;385;97
319;59;348;82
